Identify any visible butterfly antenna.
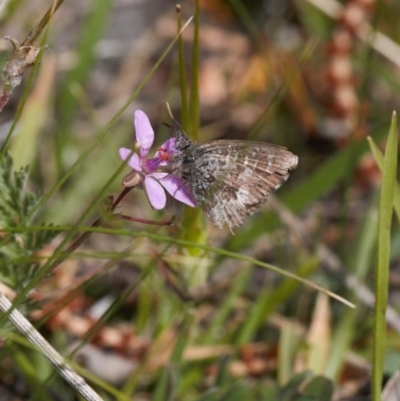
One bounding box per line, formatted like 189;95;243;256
165;102;183;131
165;102;175;120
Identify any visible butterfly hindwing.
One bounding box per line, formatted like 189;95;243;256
190;141;298;231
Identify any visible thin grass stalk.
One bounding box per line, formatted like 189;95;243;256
188;0;200;141
1;223;354;308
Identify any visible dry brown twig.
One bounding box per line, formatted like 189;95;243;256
0;0;64;112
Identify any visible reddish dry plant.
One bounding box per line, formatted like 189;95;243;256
322;0;374;144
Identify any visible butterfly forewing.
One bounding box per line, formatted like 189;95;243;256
188;140;298;231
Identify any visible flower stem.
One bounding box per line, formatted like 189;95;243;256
48;187;133;271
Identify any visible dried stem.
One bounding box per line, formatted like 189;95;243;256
156;258;191;302
0;0;65;112
0;291;104;401
22;0;65;46
120;214;174;226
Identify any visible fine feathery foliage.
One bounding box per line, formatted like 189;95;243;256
0;153;57;290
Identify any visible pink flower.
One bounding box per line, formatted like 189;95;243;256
119;110;195;210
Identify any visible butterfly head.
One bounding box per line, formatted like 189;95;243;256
170;129;197;180
174;129;192;151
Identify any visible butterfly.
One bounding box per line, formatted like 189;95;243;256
170;128;298;232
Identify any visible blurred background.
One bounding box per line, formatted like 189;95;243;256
1;0;400;400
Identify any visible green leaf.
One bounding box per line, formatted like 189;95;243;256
279;371;312;400
302;376;334;400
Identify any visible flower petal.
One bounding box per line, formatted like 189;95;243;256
154;173;196;207
144;175;167;209
134;110;154;158
119;148;142;171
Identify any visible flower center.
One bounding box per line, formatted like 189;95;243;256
142;157;161;174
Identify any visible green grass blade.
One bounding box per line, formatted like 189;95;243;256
179;0;207;287
278;322;298;385
202;269;251;344
236;258;317;346
225;0;261;49
372;112;397;401
325;193;378;379
12;346;52;401
176;5;190;132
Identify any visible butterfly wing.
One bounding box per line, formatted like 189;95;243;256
191;140;298;232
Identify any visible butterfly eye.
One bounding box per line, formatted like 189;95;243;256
176;132;191;149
